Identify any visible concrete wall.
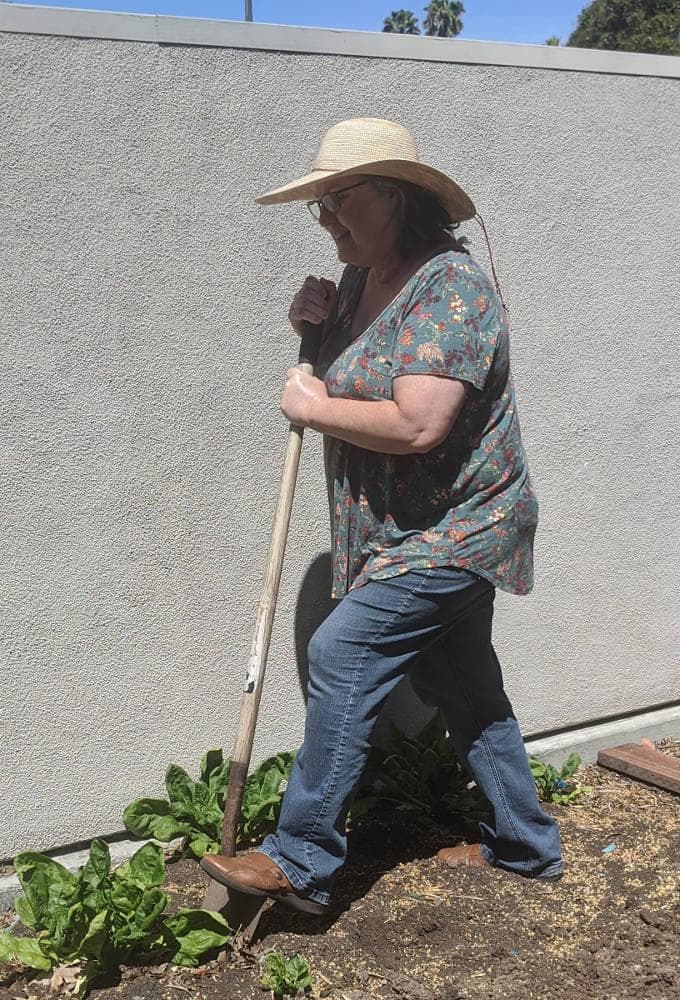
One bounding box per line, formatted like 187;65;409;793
1;4;678;860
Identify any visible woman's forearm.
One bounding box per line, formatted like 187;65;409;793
281;369;466;454
308;395;436;455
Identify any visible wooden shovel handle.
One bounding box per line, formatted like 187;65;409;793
219;322;323;855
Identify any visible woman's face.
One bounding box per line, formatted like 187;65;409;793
315;176;402;267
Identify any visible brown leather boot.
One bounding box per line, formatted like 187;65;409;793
437;844;562;882
200;851;328;914
436;843;492;869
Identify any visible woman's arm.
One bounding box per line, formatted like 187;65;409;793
280;369;467;455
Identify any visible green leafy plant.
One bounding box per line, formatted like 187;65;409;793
529;752;591;804
354;714;590;825
354;713;491;828
0;840;231;997
259;951;313;997
123;750;295;858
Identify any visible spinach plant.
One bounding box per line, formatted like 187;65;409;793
0;839;231;997
259;951;313;998
123;750;295;858
354;714;590;827
529;752;590;804
354;713;491;828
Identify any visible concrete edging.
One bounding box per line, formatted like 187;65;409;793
0;3;679;79
1;703;677;913
525;702;680;764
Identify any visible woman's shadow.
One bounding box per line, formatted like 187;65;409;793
257;553;457;938
292;552;434;743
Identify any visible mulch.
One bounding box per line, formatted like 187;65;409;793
2;739;679;1000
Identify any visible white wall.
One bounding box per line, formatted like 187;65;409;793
1;4;679;858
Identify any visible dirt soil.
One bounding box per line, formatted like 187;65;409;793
2;743;679;1000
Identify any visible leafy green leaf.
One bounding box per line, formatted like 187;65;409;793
200;749;223;784
112;889;169;949
238;752;296;844
162;909;231;967
109;878;141;916
77;909;108;963
0;932;52;972
199;751;231;808
123;798;192;843
71;967;97;1000
260;951;313;995
285;955;313;991
84;839;111;880
355;712;490;828
13;852;78;933
188;833;220;857
562;753;582;778
77;840;112;912
124;748;295;859
14;894;38;930
0;932;13;965
260;951;287;990
165;764;196;816
114;842;165;890
134;889;169;933
529;753;589;803
52;901;97;961
188;781;223;832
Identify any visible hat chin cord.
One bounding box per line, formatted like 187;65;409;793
474;213;508;314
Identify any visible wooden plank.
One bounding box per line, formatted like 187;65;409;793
598;743;680;794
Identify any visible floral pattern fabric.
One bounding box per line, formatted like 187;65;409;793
316;251;538;599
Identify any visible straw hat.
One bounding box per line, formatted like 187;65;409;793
256;117;476;223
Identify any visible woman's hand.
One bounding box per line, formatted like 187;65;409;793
288;276;337;335
281;369;328;427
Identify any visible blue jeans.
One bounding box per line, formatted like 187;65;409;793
260;568;563;905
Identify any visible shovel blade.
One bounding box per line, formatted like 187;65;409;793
202;880;268;943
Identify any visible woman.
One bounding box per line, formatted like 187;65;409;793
202;118;563;913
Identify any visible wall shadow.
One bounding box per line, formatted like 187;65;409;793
293;552;337;701
293;553;433;740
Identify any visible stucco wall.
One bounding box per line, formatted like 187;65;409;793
1;5;679;859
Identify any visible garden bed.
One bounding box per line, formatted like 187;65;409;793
2;744;678;1000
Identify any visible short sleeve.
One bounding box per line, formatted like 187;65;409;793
391;257;501;391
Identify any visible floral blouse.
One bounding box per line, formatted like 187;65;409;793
316;250;538;599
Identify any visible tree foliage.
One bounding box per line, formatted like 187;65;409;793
382;2;465;37
422;0;465;37
567;0;680;55
383;9;421;33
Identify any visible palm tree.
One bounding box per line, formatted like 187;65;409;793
422;0;464;38
383;9;421;34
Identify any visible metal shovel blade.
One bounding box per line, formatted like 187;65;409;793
202;877;267;942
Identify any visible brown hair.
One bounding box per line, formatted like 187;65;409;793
371;178;469;258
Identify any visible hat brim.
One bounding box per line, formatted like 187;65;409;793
255;159;476;223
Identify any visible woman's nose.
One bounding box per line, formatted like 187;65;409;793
318;204;335;227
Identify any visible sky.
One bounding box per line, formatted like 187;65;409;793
11;1;588;46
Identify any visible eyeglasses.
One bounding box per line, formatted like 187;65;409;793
306;180;370;221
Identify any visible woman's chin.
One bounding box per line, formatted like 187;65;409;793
334;238;357;264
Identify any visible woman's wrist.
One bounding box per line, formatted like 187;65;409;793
307;392;333;433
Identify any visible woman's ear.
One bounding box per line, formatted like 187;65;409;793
390;186;405;219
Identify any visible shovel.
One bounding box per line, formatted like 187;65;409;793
201;321;322;938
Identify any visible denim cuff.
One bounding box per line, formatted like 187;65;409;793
257;843;331;906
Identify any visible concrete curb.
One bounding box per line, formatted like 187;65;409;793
1;703;677;913
524;703;680;765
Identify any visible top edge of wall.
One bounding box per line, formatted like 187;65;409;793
1;3;679;78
